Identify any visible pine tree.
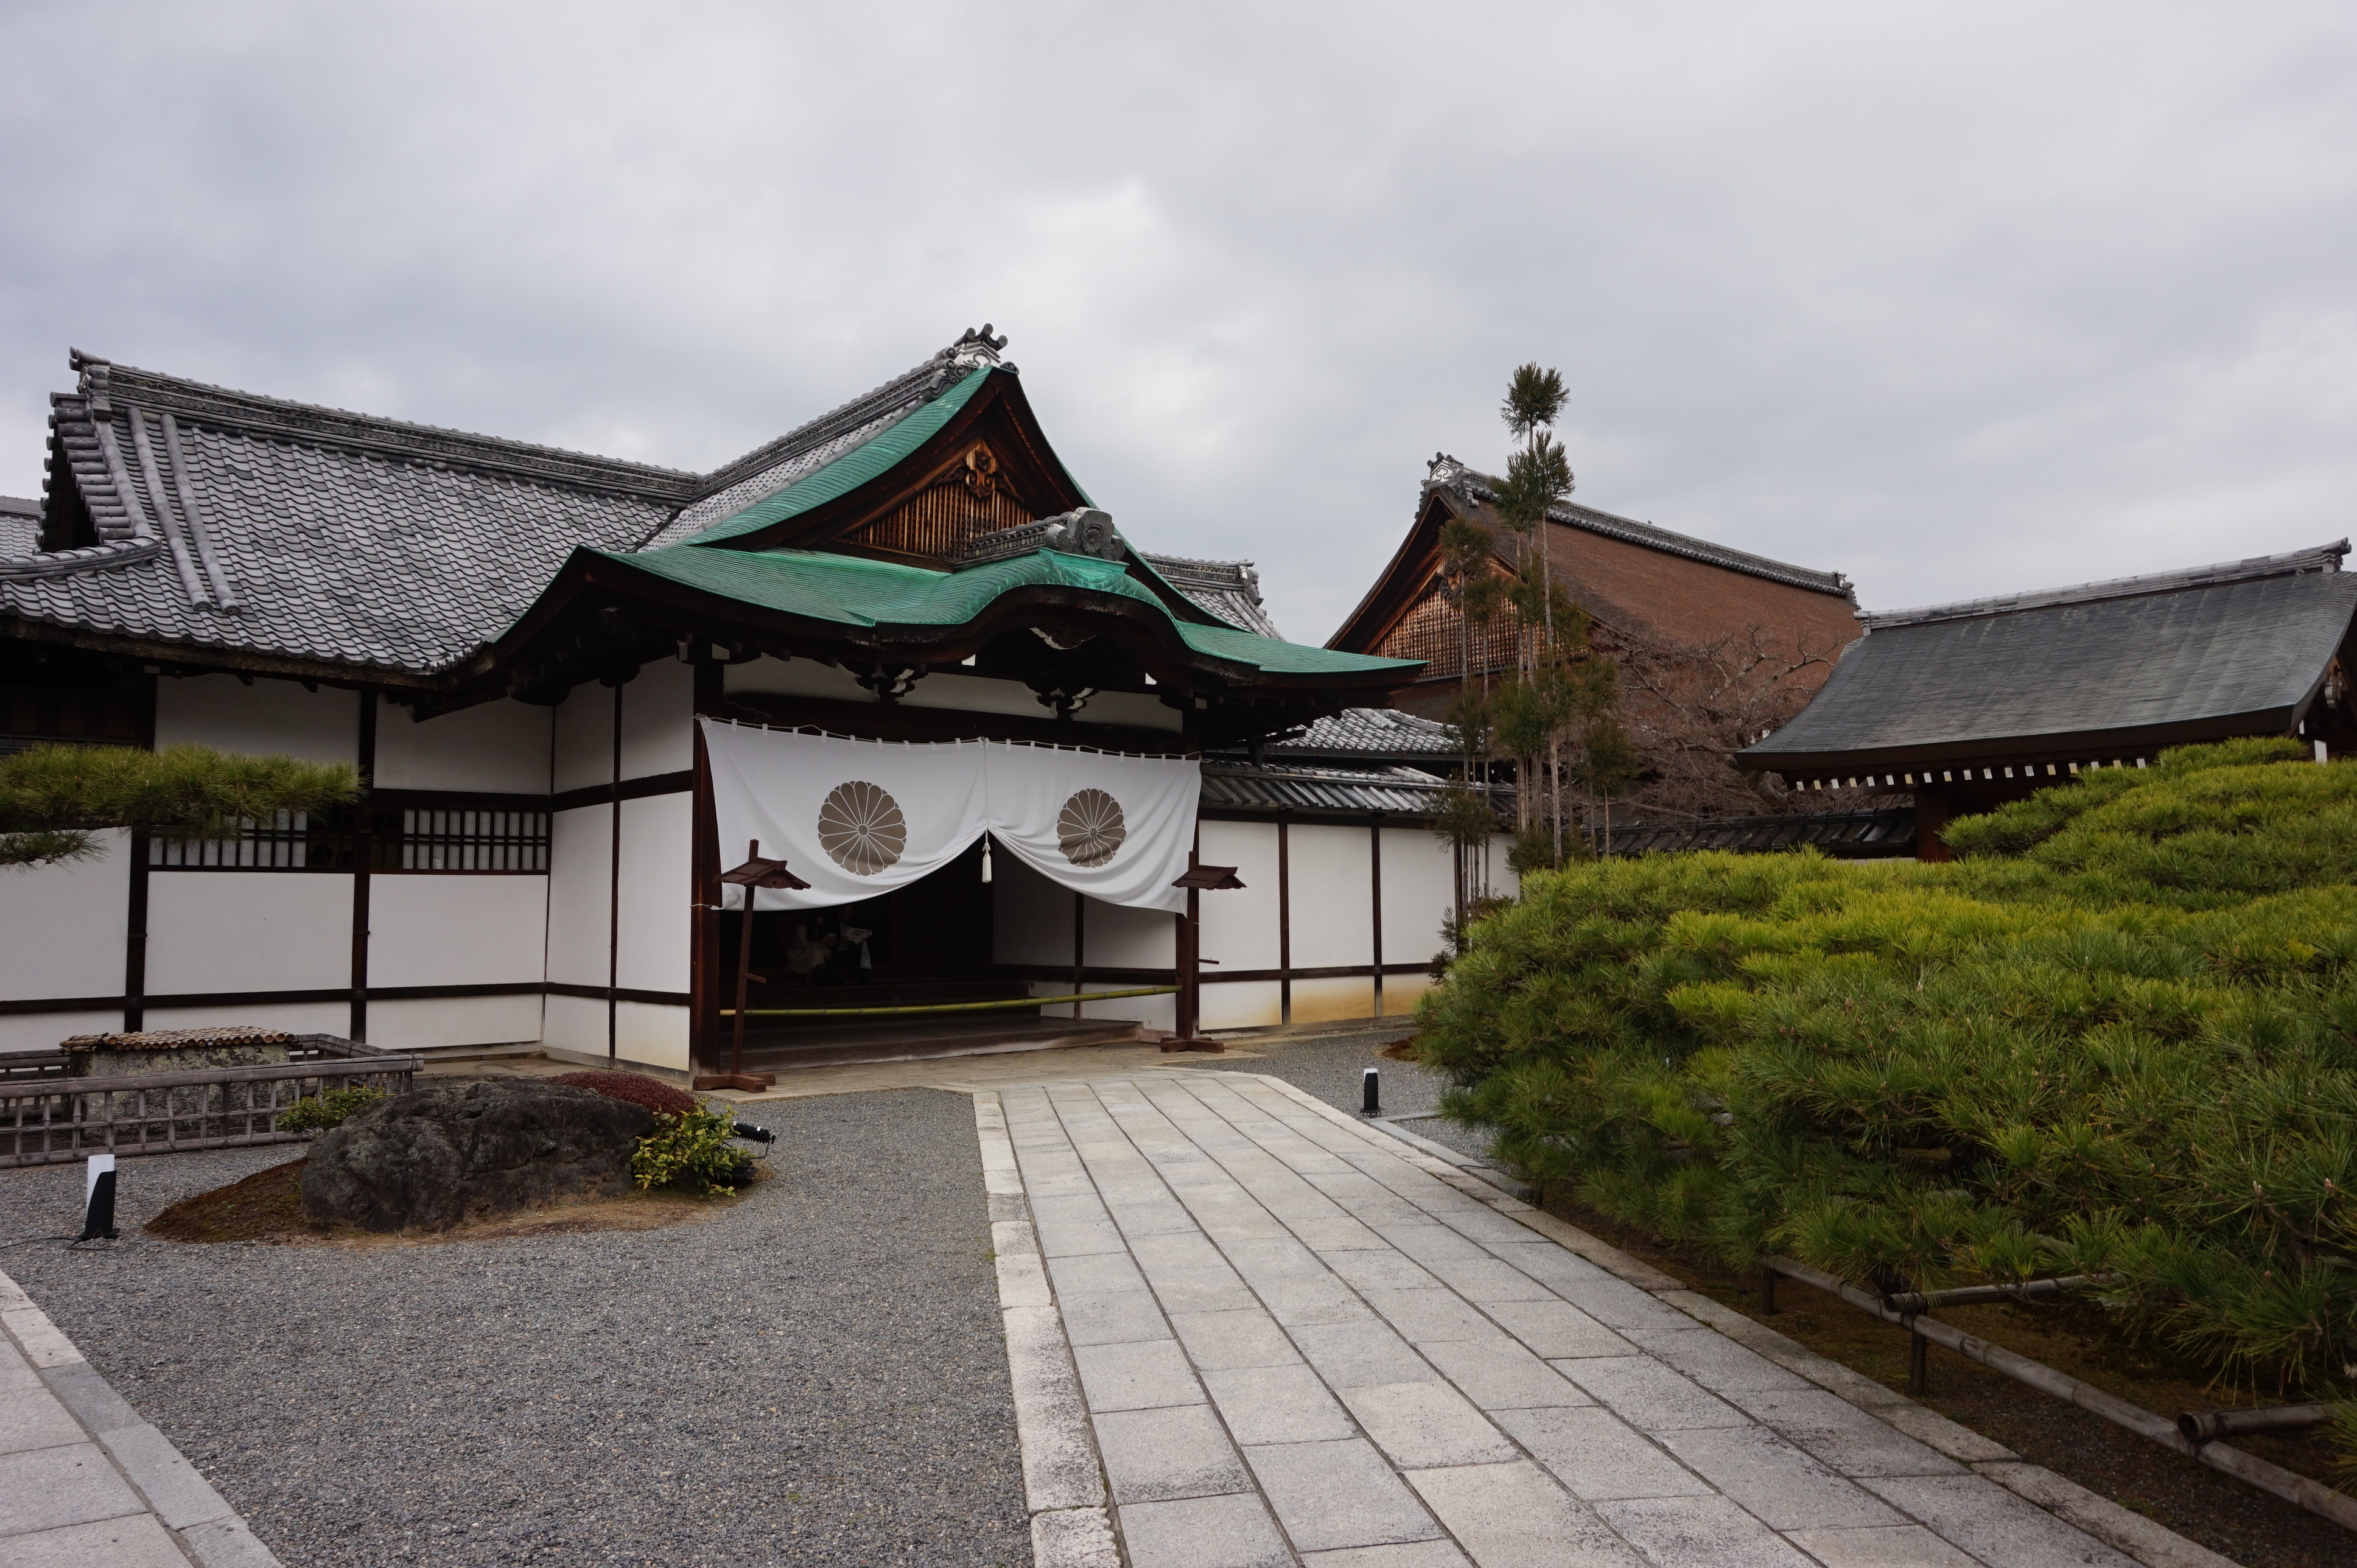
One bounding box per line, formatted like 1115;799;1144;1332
0;743;359;867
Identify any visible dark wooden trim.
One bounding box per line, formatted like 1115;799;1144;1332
1213;963;1427;985
351;690;377;1040
1277;817;1292;1026
1200;804;1445;826
607;684;623;1066
0;981;552;1018
689;660;721;1076
1370;814;1385;1018
368;787;560;811
551;769;693;813
707;689;1191;753
547;981;693;1007
124;670;156;1031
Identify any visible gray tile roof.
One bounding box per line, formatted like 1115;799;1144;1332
1607;807;1914;858
0;331;1284;678
1265;706;1456;760
1742;544;2357;769
1136;553;1281;639
1199;760;1476;817
1425;457;1852;598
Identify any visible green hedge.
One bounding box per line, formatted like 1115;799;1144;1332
1418;738;2357;1403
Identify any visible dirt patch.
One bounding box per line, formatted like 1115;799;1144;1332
1535;1192;2353;1567
1376;1037;1421;1062
145;1159;756;1248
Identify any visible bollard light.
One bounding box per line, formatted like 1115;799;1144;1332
79;1153;119;1242
1361;1066;1381;1116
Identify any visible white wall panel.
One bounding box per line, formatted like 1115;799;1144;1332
545;805;612;989
1288;975;1377;1024
147;1000;348;1035
0;830;128;1001
1380;826;1457;976
1198;821;1280;972
375;699;551;793
366;995;544;1051
1201;978;1283;1031
155;674;356;765
902;670;1054;719
616;793;691;995
369;876;548;989
553;686;612;795
615;1001;688;1072
724;656;867;701
542;991;606;1059
147;873;352;995
1379;973;1434;1019
620;660;694;780
1079;691;1183;733
0;1011;120;1054
1287;824;1375;969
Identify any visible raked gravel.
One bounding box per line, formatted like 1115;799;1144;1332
0;1085;1029;1567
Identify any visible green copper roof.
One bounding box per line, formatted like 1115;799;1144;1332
605;544;1417;678
676;368;997;546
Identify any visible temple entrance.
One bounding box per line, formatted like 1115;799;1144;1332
714;837;1144;1068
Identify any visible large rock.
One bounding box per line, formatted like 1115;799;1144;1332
301;1078;655;1232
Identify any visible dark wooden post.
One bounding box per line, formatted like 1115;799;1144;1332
1277;817;1292;1027
606;682;623;1067
350;690;377;1042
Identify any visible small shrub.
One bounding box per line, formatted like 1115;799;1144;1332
632;1108;754;1195
555;1070;698;1118
275;1086;385;1135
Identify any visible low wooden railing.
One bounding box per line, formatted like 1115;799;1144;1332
0;1034;418;1167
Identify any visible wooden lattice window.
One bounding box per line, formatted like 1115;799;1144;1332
152;805;551;873
1376;579;1521;678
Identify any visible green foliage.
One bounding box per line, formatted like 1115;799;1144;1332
1419;743;2357;1434
631;1108;755;1195
0;744;360;869
275;1086;386;1134
1502;362;1570;441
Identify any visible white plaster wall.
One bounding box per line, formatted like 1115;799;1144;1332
1201;977;1283;1031
1379;972;1435;1019
368;876;548;989
620;660;695;780
1289;975;1377;1024
903;670;1054;719
552;685;611;795
1071;898;1177;1024
1197;821;1281;973
1080;691;1183;733
616;793;690;995
545;805;612;989
147;999;348;1035
725;656;867;701
615;1001;689;1071
1380;825;1457;976
1287;823;1376;970
155;674;357;765
366;994;544;1051
0;1011;120;1054
146;873;353;995
0;829;128;1001
374;698;552;793
542;991;606;1059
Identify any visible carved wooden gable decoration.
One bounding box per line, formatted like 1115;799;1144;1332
1375;567;1522;679
839;441;1038;562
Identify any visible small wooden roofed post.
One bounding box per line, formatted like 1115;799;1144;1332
1735;542;2357;859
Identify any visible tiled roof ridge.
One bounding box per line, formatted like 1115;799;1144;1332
1427;458;1854;599
1201;758;1447;784
0;495;35;516
71;351;698;502
1141;550;1258;577
0;536;162;581
1863;540;2352;630
688;327;1013;502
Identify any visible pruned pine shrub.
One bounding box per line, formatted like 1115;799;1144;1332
554;1070;698;1118
631;1108;754;1195
275;1086;386;1134
1418;739;2357;1429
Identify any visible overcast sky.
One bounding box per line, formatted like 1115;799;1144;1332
4;3;2352;640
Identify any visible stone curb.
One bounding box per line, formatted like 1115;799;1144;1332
972;1091;1121;1568
1236;1073;2243;1568
0;1265;285;1568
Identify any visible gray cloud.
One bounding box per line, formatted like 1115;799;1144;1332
4;2;2353;639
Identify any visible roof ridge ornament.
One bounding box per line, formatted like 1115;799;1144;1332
947;324;1011;371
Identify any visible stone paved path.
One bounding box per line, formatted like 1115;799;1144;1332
0;1267;277;1567
981;1071;2235;1568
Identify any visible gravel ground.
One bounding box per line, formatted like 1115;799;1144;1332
1199;1026;1497;1164
0;1088;1028;1568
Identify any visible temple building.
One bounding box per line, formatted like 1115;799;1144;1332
0;331;1502;1076
1325;455;1861;822
1737;542;2357;857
